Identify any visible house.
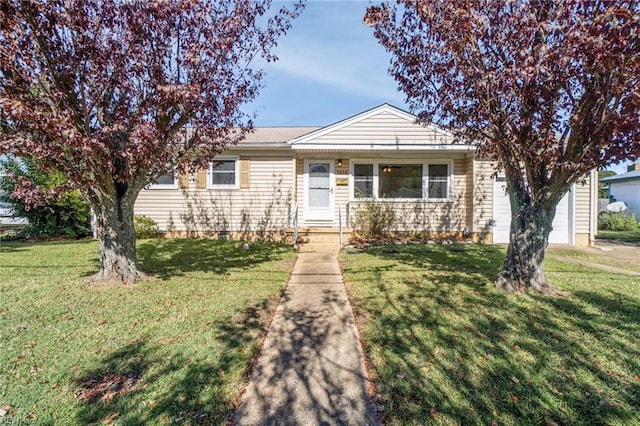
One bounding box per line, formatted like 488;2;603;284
0;171;28;230
134;104;598;247
599;164;640;218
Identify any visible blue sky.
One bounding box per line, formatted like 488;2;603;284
246;0;408;127
247;0;632;173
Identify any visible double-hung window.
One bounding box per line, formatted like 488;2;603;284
351;161;452;201
208;157;239;189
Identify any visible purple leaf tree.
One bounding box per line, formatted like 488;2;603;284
365;0;640;294
0;0;303;285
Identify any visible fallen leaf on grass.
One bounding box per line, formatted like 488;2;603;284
101;412;120;424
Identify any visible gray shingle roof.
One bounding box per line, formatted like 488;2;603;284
240;127;320;144
600;170;640;183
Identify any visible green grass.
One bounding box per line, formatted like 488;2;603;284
546;247;640;273
0;239;296;425
341;244;640;425
597;230;640;244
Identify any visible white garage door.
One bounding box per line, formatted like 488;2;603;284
493;178;571;244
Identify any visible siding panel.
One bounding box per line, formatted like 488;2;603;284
135;156;295;241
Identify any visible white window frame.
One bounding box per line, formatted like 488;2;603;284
349;160;453;202
425;162;453;202
207;156;239;190
149;167;179;189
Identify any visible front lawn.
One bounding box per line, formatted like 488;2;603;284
0;239;296;425
597;230;640;244
341;244;640;425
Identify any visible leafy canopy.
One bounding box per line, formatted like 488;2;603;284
0;0;303;203
365;1;640;192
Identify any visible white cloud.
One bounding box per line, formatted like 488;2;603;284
263;1;405;103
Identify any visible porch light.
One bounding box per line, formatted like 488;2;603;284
337;159;343;167
383;165;392;173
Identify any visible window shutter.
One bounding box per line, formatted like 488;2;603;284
178;170;189;189
196;167;208;189
240;157;250;189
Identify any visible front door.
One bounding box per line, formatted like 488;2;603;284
305;160;333;222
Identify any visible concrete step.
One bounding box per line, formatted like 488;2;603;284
297;242;341;253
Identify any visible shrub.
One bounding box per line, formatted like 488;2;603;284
1;157;91;239
598;212;640;231
352;201;397;239
134;215;162;238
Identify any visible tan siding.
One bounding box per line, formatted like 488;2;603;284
347;158;468;233
312;111;455;145
472;158;494;238
334;158;350;226
465;157;474;231
135;156;295;241
574;174;593;234
295;158;304;224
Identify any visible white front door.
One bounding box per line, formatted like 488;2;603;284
305;160;334;222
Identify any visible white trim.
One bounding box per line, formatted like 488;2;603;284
291;144;473;151
348;159;454;202
569;184;576;246
148;168;179;189
207;156;240;190
289;104;454;146
304;159;334;223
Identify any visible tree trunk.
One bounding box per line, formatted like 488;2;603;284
91;190;144;285
495;197;561;295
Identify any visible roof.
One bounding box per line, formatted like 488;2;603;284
599;170;640;184
287;103;469;152
240;127;320;144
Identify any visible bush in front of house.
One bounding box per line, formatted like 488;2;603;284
598;211;640;231
352;201;397;239
134;215;162;238
1;157;92;239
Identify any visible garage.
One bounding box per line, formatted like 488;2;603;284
493;177;572;244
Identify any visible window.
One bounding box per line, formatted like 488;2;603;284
353;164;373;198
208;157;238;189
149;170;178;189
427;164;449;199
379;164;422;199
351;161;452;201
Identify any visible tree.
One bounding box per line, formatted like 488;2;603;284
598;169;616;199
365;0;640;294
0;0;302;284
0;156;91;238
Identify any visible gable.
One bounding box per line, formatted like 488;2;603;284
289;104;463;151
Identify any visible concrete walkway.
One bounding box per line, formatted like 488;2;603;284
234;252;379;426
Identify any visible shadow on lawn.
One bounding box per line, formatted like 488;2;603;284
137;238;292;280
74;300;272;425
351;244;640;425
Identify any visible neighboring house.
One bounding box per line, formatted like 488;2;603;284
0;171;28;230
135;104;598;246
599;164;640;218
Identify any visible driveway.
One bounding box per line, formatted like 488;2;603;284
547;240;640;276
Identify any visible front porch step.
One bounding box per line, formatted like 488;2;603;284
294;228;351;252
297;242;341;253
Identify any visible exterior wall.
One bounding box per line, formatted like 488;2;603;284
308;110;455;146
472;158;495;242
610;180;640;218
135;154;296;242
574;176;593;235
346;157;470;235
334;158;350;228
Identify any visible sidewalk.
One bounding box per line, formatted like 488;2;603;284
234;251;379;425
